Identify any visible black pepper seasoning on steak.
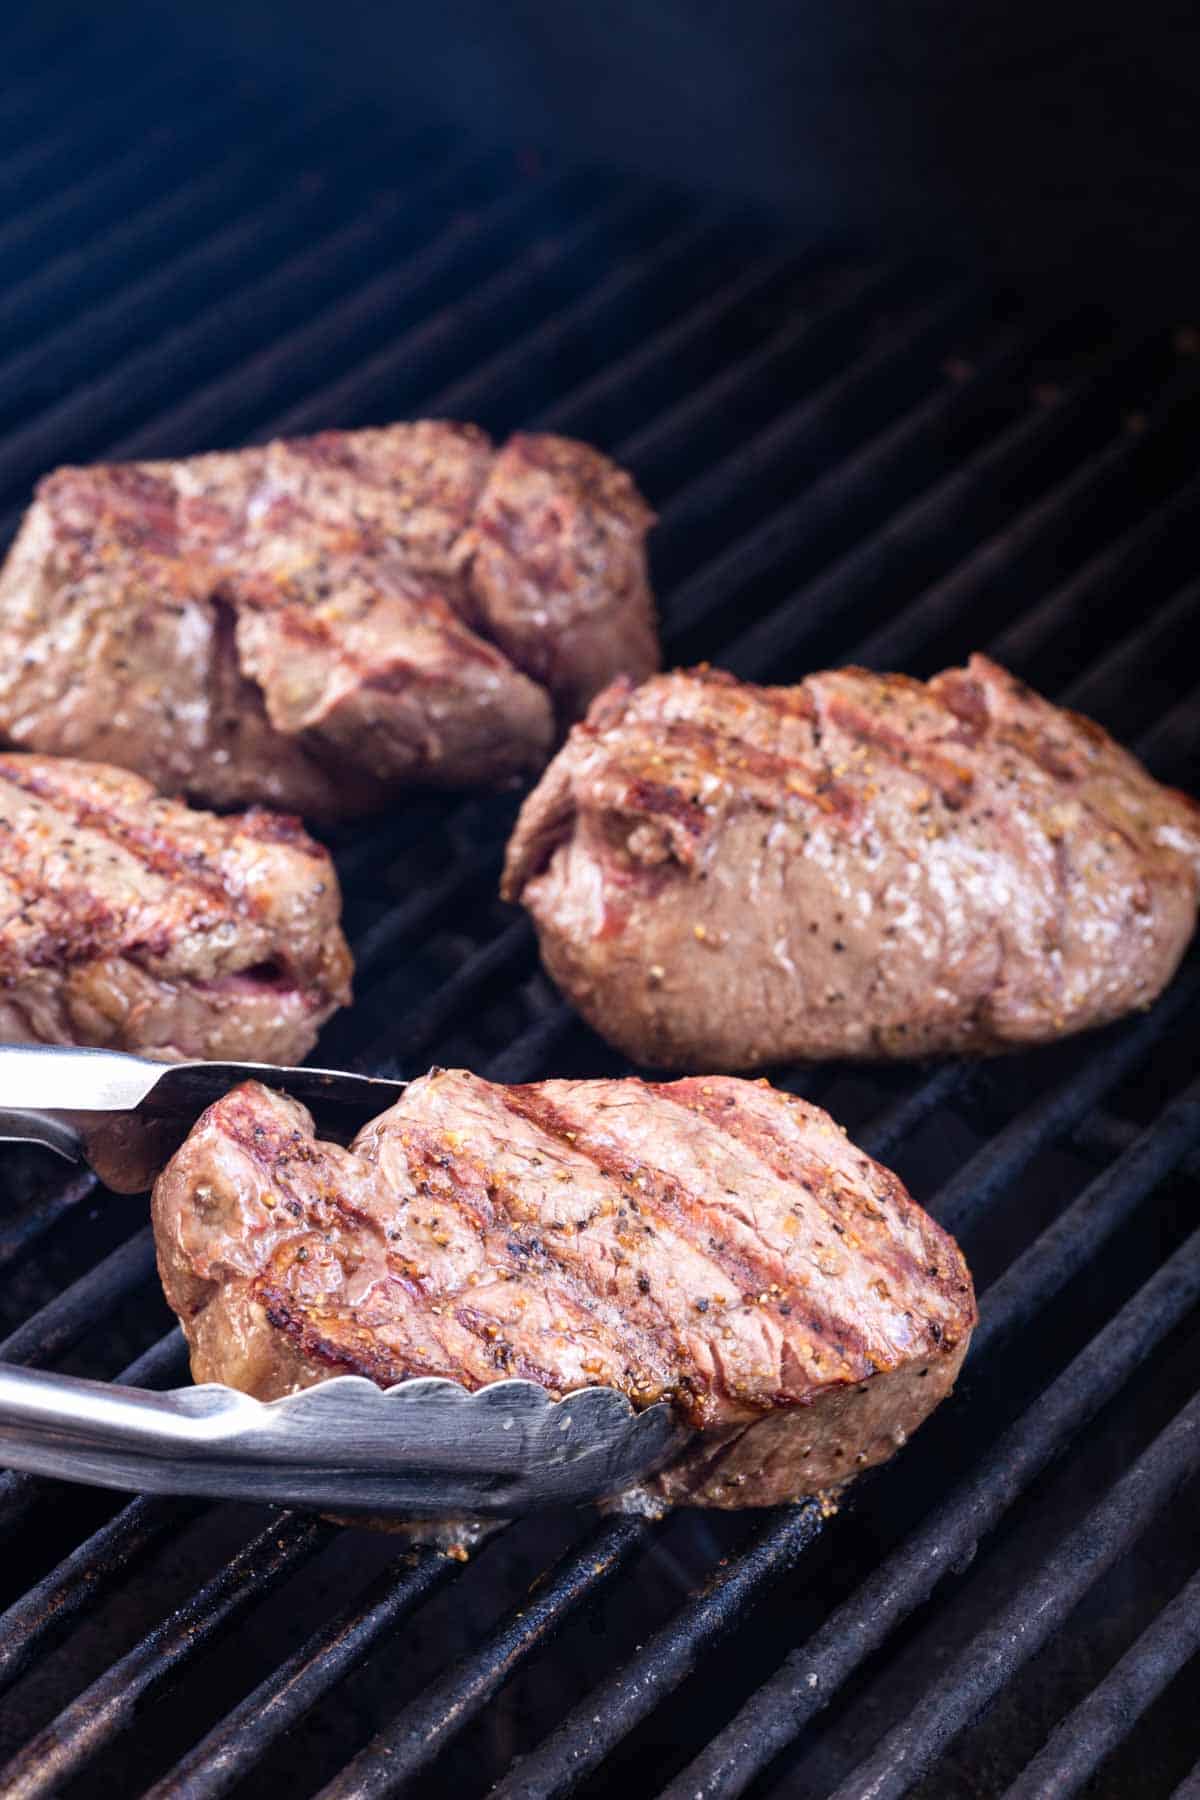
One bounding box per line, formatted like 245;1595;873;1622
0;751;351;1062
0;424;658;819
501;657;1200;1068
152;1068;976;1510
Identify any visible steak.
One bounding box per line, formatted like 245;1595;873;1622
0;424;658;819
0;753;351;1062
501;656;1200;1068
152;1069;975;1509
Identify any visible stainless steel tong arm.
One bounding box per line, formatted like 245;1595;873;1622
0;1363;683;1516
0;1043;408;1190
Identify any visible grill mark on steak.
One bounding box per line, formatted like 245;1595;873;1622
500;1083;799;1323
153;1073;977;1507
664;1081;971;1341
396;1123;676;1387
0;760;260;917
821;686;977;811
394;1117;686;1400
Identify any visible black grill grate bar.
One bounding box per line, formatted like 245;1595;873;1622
343;846;500;992
482;1008;585;1086
0;83;238;284
314;1516;648;1800
985;468;1200;680
0;1172;97;1273
0;1226;158;1369
0;1495;200;1700
927;961;1199;1241
964;1080;1200;1365
823;1398;1200;1800
1062;575;1200;720
350;916;537;1073
423;211;739;426
1075;1109;1200;1185
0;112;429;432
726;342;1200;681
488;1505;825;1800
532;253;798;439
1000;1563;1200;1800
111;161;588;466
1129;687;1200;780
0;1513;330;1800
660;309;1034;644
647;282;969;566
143;1546;467;1800
485;1084;1200;1799
261;185;659;440
0;61;205;202
0;145;503;511
858;1062;971;1162
655;1223;1200;1800
851;377;1200;674
1171;1759;1200;1799
0;102;362;356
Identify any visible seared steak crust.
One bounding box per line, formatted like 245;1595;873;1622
0;753;351;1061
152;1070;975;1508
0;425;658;819
502;657;1200;1068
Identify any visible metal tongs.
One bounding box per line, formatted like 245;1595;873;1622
0;1045;682;1518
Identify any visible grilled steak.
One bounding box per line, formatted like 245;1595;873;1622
502;656;1200;1068
152;1069;975;1509
0;753;351;1062
0;424;658;819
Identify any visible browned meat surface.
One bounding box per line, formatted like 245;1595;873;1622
0;424;658;820
152;1069;975;1509
502;657;1200;1069
0;753;351;1061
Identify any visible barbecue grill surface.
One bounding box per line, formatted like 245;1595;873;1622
1;14;1199;1800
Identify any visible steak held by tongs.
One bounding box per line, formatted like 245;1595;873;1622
0;1048;973;1515
152;1067;975;1510
0;425;659;819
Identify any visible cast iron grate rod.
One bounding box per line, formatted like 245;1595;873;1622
0;112;438;435
0;1513;331;1800
261;186;664;440
725;338;1200;681
821;1393;1200;1800
141;1544;471;1800
0;98;362;355
851;375;1200;674
652;1223;1200;1800
999;1562;1200;1800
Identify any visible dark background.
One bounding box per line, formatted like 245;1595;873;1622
92;0;1200;298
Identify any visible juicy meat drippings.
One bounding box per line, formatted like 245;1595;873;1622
152;1069;976;1509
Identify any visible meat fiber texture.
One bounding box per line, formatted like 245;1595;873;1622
0;753;351;1062
152;1069;975;1509
0;424;658;820
502;657;1200;1068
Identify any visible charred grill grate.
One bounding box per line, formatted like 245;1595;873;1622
2;15;1200;1800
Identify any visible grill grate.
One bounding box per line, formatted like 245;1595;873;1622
2;15;1200;1800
